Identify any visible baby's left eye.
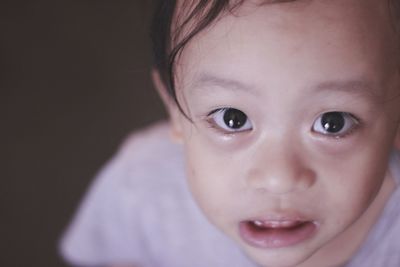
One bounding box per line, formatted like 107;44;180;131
312;111;359;137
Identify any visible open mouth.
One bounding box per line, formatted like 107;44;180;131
239;219;318;249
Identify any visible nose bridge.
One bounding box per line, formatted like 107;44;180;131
246;134;315;195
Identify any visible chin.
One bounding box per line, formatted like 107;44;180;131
241;243;317;267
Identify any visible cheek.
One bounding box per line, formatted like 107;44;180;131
321;149;390;222
183;141;240;224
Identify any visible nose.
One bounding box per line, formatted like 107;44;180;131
245;140;316;195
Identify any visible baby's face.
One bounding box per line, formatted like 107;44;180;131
168;0;400;266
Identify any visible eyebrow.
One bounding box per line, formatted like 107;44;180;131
314;79;387;106
314;80;382;99
191;72;383;101
191;73;258;95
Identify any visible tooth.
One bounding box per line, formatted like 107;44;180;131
271;222;281;228
254;220;264;227
252;220;303;228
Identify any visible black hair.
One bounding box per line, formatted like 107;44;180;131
151;0;247;115
151;0;400;114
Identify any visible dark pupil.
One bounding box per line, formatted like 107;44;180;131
223;108;247;129
321;112;345;133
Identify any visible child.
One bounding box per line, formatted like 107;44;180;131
60;0;400;266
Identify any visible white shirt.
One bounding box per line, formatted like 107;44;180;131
60;121;400;267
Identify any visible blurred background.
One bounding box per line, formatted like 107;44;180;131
1;1;166;266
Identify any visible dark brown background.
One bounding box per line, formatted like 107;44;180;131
1;1;166;266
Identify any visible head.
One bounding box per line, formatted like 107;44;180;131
152;0;400;266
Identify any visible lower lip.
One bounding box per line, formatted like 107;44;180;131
239;221;318;249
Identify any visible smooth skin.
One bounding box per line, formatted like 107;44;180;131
155;0;400;266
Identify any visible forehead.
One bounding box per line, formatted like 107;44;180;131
175;0;399;97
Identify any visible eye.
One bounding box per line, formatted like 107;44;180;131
208;108;253;133
312;111;359;137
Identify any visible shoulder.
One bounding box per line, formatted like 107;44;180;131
72;119;187;217
94;120;185;197
116;120;181;171
59;120;187;266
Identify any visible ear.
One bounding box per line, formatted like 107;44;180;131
151;69;184;143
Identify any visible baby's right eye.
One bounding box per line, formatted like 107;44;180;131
207;108;253;133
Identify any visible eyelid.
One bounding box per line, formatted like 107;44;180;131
207;108;223;116
312;112;361;139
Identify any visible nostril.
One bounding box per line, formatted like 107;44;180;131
299;169;317;190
